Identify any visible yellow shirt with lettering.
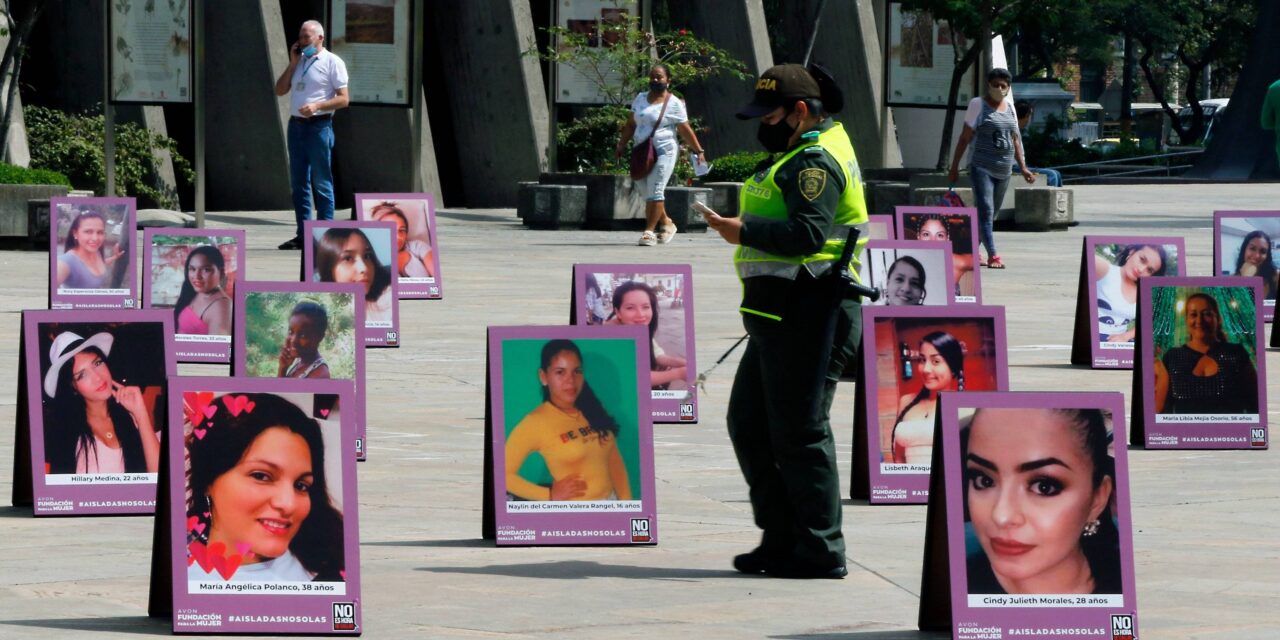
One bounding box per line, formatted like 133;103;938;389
504;402;631;501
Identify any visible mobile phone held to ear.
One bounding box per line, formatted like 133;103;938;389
691;201;717;218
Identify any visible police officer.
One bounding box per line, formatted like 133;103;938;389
703;64;868;578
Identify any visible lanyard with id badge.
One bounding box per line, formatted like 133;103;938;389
295;55;319;92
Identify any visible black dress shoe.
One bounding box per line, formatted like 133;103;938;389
732;548;775;574
277;236;302;250
767;560;848;579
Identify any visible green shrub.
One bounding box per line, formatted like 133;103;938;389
0;162;70;186
557;105;631;175
702;150;769;183
24;105;194;209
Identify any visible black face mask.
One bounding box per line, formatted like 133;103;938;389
649;81;668;93
757;112;797;153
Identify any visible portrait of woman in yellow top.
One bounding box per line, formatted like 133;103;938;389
504;339;633;501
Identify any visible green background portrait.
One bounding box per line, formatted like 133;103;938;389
243;292;359;379
1151;286;1258;364
501;338;642;499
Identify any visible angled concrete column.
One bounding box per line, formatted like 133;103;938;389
203;1;292;210
783;0;903;169
664;1;773;155
333;93;444;209
430;0;548;207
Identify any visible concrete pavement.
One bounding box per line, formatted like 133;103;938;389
0;184;1278;638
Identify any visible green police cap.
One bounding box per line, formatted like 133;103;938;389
736;64;822;120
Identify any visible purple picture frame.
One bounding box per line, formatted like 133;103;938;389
233;281;368;460
20;309;176;515
859;240;956;308
1135;276;1267;449
571;263;699;423
930;392;1139;638
894;206;981;304
867;214;896;240
854;305;1008;504
49;197;138;310
486;325;658;546
141;229;246;363
354;192;443;300
1213;210;1280;322
162;377;361;635
1076;236;1185;369
303;219;401;348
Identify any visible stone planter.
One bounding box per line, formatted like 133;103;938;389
0;184;70;249
662;187;710;233
1014;187;1073;231
869;181;910;215
539;173;644;230
518;183;588;230
699;182;742;218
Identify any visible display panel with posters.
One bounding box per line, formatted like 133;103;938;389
303;220;400;347
234;282;368;460
108;0;192;103
15;309;174;515
1213;210;1280;321
917;391;1139;638
354;192;443;299
571;264;698;423
850;305;1008;504
49;197;137;310
1132;277;1267;449
151;377;361;634
867;214;896;240
859;240;955;308
142;229;245;363
482;325;658;546
885;1;977;108
895;206;981;303
328;0;413;105
554;0;637;104
1071;236;1185;369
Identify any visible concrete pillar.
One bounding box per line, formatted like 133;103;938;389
332;93;444;209
203;1;292;210
780;0;903;169
430;0;548;207
664;1;773;155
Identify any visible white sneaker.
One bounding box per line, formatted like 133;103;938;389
638;231;657;246
657;222;677;244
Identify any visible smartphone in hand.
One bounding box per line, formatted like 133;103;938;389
691;201;717;218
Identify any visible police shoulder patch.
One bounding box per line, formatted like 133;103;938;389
798;168;827;201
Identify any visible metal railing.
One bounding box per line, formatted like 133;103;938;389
1051;149;1205;183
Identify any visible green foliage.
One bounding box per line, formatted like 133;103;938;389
150;234;236;246
526;5;750;108
242;292;358;380
0;162;69;186
556;105;631;174
702;151;770;183
24;105;194;209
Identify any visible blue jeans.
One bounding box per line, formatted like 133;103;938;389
287;117;336;238
1031;167;1062;187
968;165;1010;258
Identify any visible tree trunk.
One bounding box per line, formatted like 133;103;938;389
1187;0;1280;179
1136;44;1186;141
0;0;44;163
936;42;982;170
1120;34;1133;137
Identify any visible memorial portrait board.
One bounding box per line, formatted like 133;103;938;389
142;229;245;363
234;282;368;460
354;192;443;299
156;377;361;634
895;206;981;303
851;305;1008;504
49;197;137;310
17;309;175;515
303;220;400;347
1072;236;1185;369
1213;210;1280;321
917;391;1140;638
572;264;698;423
1133;277;1267;449
483;325;657;546
859;240;955;308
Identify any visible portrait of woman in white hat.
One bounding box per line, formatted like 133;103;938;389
42;329;162;475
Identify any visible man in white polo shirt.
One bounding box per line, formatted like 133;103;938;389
273;19;349;250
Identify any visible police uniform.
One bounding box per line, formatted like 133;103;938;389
726;65;868;577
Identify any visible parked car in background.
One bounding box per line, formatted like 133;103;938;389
1168;98;1229;145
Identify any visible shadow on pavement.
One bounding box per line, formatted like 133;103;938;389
0;506;32;518
0;616;169;636
420;559;734;582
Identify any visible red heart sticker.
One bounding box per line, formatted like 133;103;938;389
194;428;207;440
212;552;243;580
184;391;216;426
222;395;255;417
319;408;330;417
188;541;213;573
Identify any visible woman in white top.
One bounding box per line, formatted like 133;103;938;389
615;64;707;247
186;393;345;583
1095;244;1167;343
43;331;161;475
890;331;964;464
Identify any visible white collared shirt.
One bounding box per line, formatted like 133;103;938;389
290;49;349;117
